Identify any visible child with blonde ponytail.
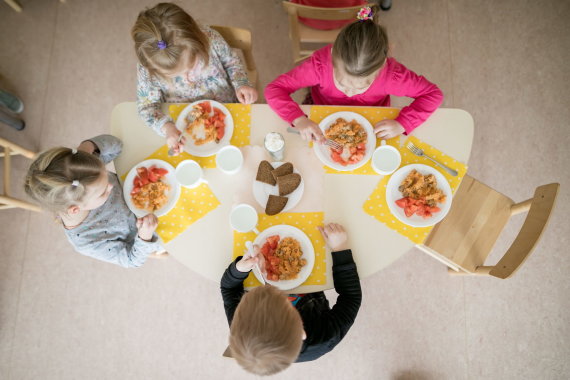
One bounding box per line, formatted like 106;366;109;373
132;2;258;155
24;135;161;268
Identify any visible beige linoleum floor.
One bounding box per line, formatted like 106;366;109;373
1;1;569;379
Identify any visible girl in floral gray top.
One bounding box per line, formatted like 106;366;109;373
132;3;258;154
24;135;162;268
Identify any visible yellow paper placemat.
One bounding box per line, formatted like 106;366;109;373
233;212;326;288
156;184;220;244
121;155;220;245
168;103;251;168
309;105;400;175
363;136;467;244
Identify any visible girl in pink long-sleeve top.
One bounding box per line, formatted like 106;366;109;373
265;5;443;143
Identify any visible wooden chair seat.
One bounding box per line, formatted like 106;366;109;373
422;175;559;279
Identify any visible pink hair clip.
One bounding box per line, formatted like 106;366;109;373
157;40;167;50
357;6;374;21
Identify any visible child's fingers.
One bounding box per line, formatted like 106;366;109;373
317;225;328;239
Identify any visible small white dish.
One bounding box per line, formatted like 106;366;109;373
123;159;180;218
252;162;304;213
371;140;402;175
229;203;260;234
216;145;243;175
175;160;208;189
174;100;234;157
386;163;453;227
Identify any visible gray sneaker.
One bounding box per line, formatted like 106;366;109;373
0;90;24;113
0;105;25;130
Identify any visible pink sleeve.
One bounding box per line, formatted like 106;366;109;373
264;55;323;124
387;61;444;134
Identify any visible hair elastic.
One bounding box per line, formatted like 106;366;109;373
71;180;79;187
157;40;167;50
71;148;77;154
357;6;374;21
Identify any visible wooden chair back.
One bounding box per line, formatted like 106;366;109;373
282;2;374;63
423;175;559;279
210;25;258;92
0;137;41;212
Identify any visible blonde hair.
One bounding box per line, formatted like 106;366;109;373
332;5;388;77
131;2;209;77
229;285;303;376
24;148;105;213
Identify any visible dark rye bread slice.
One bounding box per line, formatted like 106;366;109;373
256;160;276;186
277;173;302;196
265;195;288;216
271;162;293;181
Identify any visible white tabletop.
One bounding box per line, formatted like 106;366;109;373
111;103;473;292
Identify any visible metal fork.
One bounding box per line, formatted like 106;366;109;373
286;127;343;150
407;142;458;176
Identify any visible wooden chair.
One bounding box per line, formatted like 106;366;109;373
0;137;41;212
210;25;259;94
420;176;559;279
282;2;374;63
4;0;65;12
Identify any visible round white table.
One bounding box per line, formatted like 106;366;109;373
111;103;473;293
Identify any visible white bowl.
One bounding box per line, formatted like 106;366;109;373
313;111;376;171
174;100;234;157
251;225;315;291
123;159;180;217
385;164;453;227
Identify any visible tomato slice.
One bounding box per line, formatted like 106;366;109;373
395;198;408;208
198;101;211;114
153;168;168;177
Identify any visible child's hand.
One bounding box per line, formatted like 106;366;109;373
236;86;258;104
374;120;405;139
236;244;262;273
318;223;349;252
292;116;326;143
163;122;186;155
136;214;158;242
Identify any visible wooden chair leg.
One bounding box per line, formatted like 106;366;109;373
4;0;22;12
0;195;42;212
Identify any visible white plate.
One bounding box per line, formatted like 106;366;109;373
385;163;453;227
252;225;315;291
174;100;234;157
252;162;304;213
123;159;181;218
314;111;376;171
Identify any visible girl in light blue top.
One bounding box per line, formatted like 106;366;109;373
24;135;161;268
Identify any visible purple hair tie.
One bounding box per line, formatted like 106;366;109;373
157;40;167;50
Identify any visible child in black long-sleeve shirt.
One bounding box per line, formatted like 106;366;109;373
220;223;362;376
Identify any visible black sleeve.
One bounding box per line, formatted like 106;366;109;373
327;249;362;338
220;256;250;326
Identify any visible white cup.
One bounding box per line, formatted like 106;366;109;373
216;145;243;175
175;160;208;188
230;203;260;234
371;140;402;175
